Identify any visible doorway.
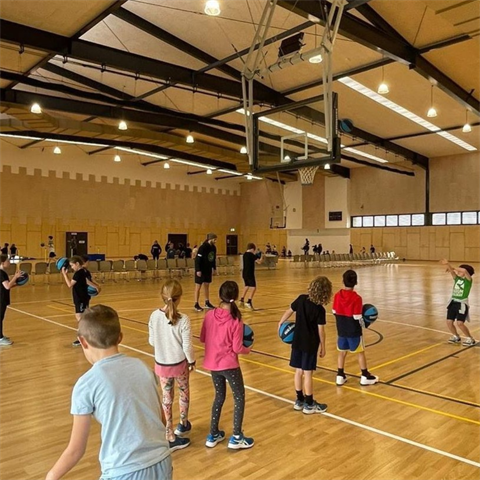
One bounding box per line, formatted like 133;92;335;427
168;234;188;251
226;235;238;255
65;232;88;257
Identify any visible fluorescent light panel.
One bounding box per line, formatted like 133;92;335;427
338;77;476;152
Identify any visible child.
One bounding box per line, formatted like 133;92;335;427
80;254;101;294
200;281;253;450
46;305;172;480
278;276;332;414
333;270;379;386
440;259;476;346
240;243;263;310
0;254;23;346
149;279;195;451
194;233;217;312
61;256;96;347
47;236;56;264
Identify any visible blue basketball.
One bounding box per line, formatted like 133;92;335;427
87;285;99;297
243;324;254;347
279;322;295;344
56;257;69;271
362;304;378;328
16;272;29;286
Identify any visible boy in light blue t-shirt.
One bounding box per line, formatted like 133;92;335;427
46;305;171;480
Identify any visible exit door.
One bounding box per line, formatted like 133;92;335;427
66;232;88;257
226;235;238;255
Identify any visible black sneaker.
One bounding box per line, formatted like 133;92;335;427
72;339;81;347
169;435;191;451
205;301;215;309
194;303;204;312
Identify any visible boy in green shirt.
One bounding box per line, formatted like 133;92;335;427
440;259;476;346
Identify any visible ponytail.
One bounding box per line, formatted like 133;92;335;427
161;279;183;325
219;281;242;321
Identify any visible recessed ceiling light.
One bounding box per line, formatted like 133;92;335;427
205;0;220;16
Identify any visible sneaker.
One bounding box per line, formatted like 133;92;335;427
169;435;190;452
448;335;461;344
336;375;347;386
462;337;476;346
174;420;192;436
239;299;244;306
360;374;379;386
72;339;81;347
0;337;13;346
302;401;328;415
293;399;304;411
228;433;254;450
245;302;254;310
205;300;215;309
194;303;204;312
205;431;225;448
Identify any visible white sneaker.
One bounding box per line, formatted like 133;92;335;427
360;375;379;385
462;337;476;346
448;335;461;344
0;337;13;346
336;375;347;386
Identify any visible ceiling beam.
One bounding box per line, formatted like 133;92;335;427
113;8;241;81
0;130;237;170
278;1;480;115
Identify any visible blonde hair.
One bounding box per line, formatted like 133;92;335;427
161;279;183;325
308;276;333;306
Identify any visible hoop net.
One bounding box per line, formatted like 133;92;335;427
299;166;319;186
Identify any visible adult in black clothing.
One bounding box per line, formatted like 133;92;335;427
10;244;18;257
349;244;353;255
194;233;217;312
0;254;22;345
151;240;162;261
302;239;310;255
1;243;9;255
240;243;263;310
370;244;375;254
184;243;193;259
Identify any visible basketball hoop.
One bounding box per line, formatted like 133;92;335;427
298;166;319;186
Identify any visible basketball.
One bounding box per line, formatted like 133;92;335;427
243;324;254;347
87;285;99;297
16;272;29;286
362;304;378;328
279;321;295;344
56;257;69;271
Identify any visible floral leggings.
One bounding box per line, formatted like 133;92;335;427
158;366;190;441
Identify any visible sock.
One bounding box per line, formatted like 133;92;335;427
305;394;313;406
240;297;244;302
337;368;345;376
296;390;304;402
361;369;370;377
247;299;252;304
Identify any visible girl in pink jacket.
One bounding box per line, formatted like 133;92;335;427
200;280;254;450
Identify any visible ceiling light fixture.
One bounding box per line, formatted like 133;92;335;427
324;163;330;170
337;78;476;151
114;155;121;162
53;146;61;155
118;120;128;131
427;85;437;118
186;133;194;144
462;109;472;133
240;146;247;154
31;102;42;114
246;173;253;180
204;0;220;16
164;162;170;169
309;24;323;64
377;65;389;95
206;168;213;175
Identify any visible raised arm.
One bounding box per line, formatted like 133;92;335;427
440;259;456;279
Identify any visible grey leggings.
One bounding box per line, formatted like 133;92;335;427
210;367;245;436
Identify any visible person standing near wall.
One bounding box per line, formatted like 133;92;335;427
151;241;162;261
194;234;217;312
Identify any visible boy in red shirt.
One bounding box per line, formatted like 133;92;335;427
333;270;378;386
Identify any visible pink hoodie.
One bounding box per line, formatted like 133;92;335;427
200;307;250;371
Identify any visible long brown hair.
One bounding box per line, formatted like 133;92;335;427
219;281;241;321
161;279;183;325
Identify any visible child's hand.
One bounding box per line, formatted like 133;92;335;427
319;346;326;358
188;361;196;372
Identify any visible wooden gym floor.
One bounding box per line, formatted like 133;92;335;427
1;260;479;480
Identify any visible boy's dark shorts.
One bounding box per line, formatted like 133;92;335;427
289;348;317;371
243;277;256;288
195;272;212;285
447;300;469;322
74;300;90;314
49;252;56;258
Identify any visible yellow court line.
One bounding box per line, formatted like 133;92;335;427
238;356;480;426
370;342;445;371
391;382;480;408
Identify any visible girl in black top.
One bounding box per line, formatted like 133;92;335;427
239;243;263;310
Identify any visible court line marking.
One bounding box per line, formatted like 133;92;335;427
369;342;445;371
240;357;480;426
7;306;480;469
